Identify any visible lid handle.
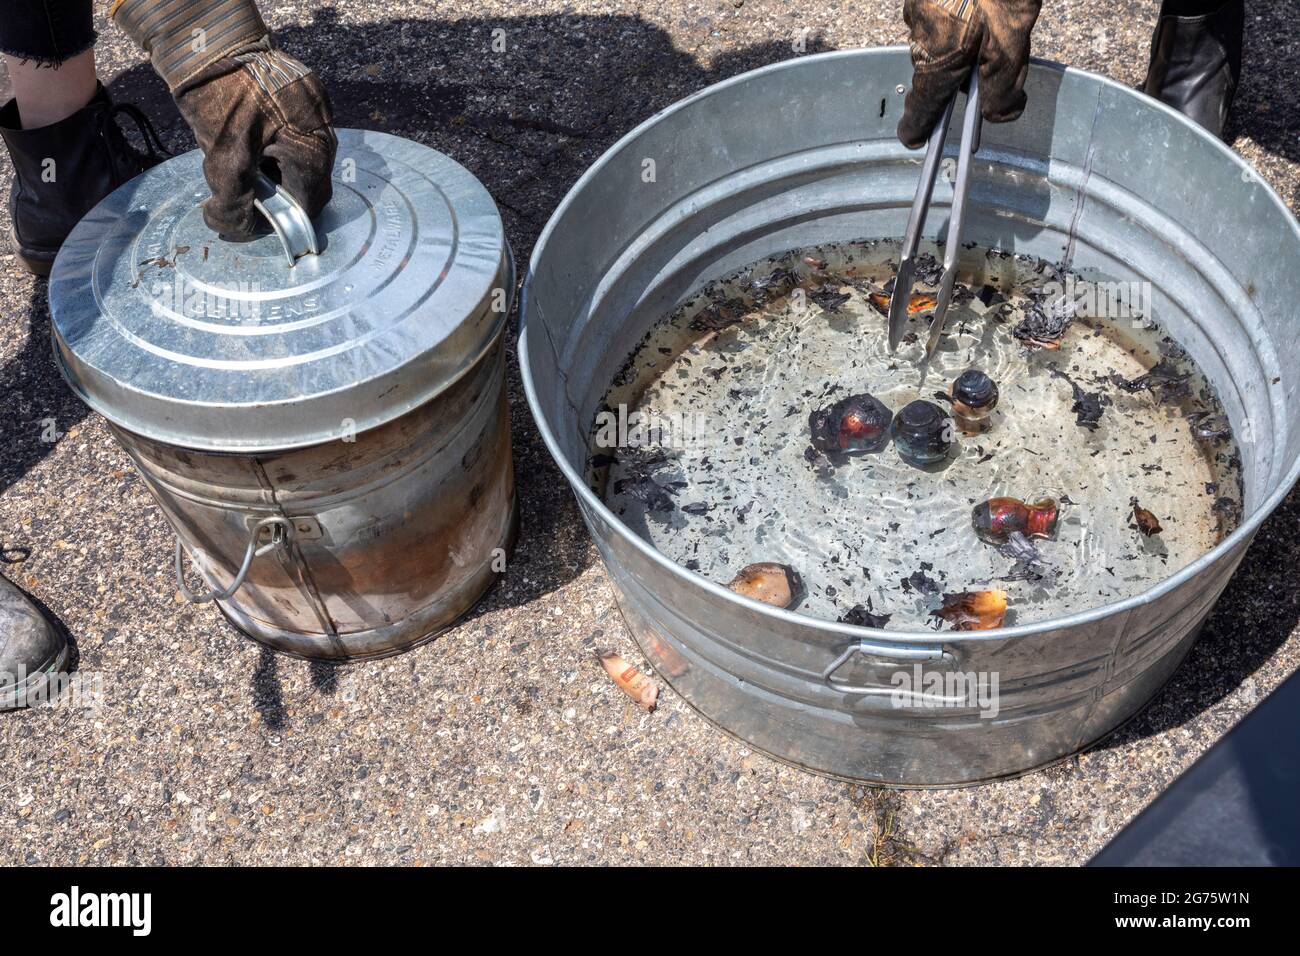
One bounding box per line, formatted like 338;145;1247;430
252;172;320;267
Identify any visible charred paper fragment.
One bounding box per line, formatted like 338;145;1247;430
998;531;1054;582
952;283;977;306
949;369;999;433
838;603;892;628
606;445;673;473
1013;298;1072;349
1212;496;1241;527
972;497;1060;543
912;252;944;285
689;301;747;333
596;650;659;712
728;562;799;609
612;475;683;513
1111;358;1190;395
606;445;682;512
901;566;941;595
1130;497;1164;536
748;267;800;304
809;393;892;455
809;285;851;313
1049;365;1108;430
891;400;953;467
1187;411;1232;444
932;590;1008;631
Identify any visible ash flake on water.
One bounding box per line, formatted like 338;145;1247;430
591;240;1243;630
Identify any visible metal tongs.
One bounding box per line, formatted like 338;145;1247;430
887;73;984;361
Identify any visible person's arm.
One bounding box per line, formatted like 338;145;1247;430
897;0;1042;149
109;0;336;239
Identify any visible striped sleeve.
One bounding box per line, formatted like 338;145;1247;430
112;0;269;91
932;0;977;22
234;40;312;96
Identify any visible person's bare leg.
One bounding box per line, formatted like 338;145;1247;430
3;48;97;129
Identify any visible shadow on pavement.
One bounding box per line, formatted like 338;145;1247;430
0;281;93;496
1229;0;1300;203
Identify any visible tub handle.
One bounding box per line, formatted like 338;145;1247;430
175;517;291;604
252;172;319;267
823;640;946;693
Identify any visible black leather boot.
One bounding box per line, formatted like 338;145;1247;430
1142;0;1244;139
0;573;68;711
1;83;167;276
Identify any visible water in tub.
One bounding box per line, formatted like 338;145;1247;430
590;240;1244;630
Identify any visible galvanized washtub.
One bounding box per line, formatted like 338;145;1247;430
51;130;516;661
520;49;1300;785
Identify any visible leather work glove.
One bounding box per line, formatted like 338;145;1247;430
111;0;337;240
897;0;1042;149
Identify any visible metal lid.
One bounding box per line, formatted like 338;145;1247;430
50;129;513;452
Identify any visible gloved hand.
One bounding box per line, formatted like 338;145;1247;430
111;0;336;240
897;0;1042;149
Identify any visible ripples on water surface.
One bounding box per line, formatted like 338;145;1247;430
592;240;1244;630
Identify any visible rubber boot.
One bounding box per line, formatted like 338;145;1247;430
1142;0;1245;139
0;573;68;711
1;83;164;275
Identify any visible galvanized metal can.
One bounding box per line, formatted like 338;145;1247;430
519;50;1300;785
51;130;516;661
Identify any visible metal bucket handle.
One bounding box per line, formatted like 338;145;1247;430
822;640;947;694
251;172;319;267
175;516;291;604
